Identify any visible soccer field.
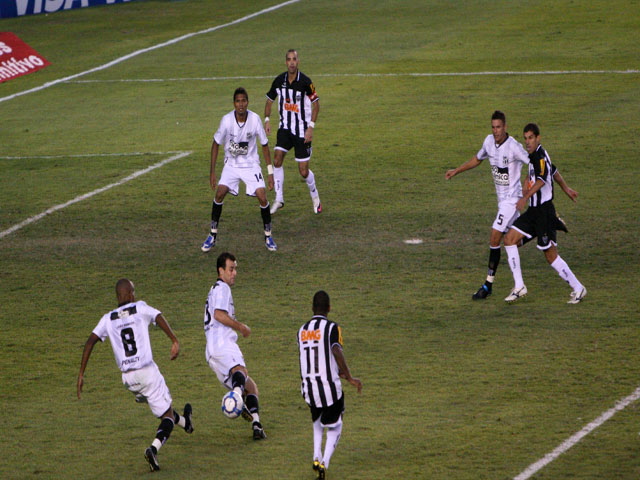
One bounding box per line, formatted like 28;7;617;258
1;1;639;479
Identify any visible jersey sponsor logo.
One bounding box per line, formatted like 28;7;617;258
228;141;248;157
121;356;140;366
300;329;322;342
284;101;300;113
111;305;137;320
491;165;509;186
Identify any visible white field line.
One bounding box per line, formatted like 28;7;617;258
64;69;640;83
514;385;640;480
0;0;300;105
0;151;191;240
0;151;185;160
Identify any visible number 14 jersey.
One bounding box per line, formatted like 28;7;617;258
93;301;161;373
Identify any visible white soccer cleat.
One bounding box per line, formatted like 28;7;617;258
312;196;322;214
567;286;587;304
504;285;527;303
270;201;284;214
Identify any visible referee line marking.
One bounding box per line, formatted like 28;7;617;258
0;0;301;105
0;151;191;240
514;385;640;480
63;69;640;84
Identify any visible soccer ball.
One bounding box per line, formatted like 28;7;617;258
221;390;244;419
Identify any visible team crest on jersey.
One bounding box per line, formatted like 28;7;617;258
503;156;508;165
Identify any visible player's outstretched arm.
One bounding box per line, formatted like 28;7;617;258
155;314;180;360
553;170;578;203
332;344;362;394
214;309;251;338
445;156;482;180
77;333;100;399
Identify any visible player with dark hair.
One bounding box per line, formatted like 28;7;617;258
77;279;193;472
298;291;362;479
264;49;321;214
201;87;277;252
446;110;530;299
503;123;586;303
203;252;266;440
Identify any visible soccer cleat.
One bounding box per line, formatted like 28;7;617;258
567;286;587;304
270;201;284;214
144;447;160;472
313;460;321;471
201;233;216;252
504;286;527;303
472;283;492;300
317;462;326;479
241;405;253;422
556;215;568;233
252;421;266;440
312;196;322;214
265;235;277;252
183;403;194;434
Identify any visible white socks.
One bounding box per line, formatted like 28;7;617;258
550;255;583;292
274;166;284;203
306;169;319;199
313;418;323;464
322;419;343;469
505;244;524;289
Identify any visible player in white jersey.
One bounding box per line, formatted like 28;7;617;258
503;123;586;304
264;49;322;215
203;252;266;440
77;279;193;472
446;110;531;300
201;87;277;253
297;291;362;479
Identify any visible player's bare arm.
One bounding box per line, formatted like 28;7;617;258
210;141;220;190
304;100;319;144
553;170;578;202
445;156;482;180
77;332;101;399
155;314;180;360
517;178;545;211
214;309;251;338
264;98;273;135
262;144;274;190
331;344;362;393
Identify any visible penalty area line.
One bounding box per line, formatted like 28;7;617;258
0;151;191;240
514;385;640;480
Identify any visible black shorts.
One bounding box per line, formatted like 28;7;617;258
511;201;557;250
309;394;344;426
276;128;312;161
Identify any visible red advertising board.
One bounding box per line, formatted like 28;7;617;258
0;32;50;83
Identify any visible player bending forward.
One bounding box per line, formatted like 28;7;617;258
77;279;193;472
203;252;266;439
298;291;362;479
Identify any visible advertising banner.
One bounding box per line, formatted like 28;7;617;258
0;0;134;18
0;32;50;84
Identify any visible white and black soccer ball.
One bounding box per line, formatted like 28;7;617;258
221;390;244;419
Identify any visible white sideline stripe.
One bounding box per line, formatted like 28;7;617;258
0;151;191;240
0;151;185;160
64;69;640;83
0;0;300;105
514;386;640;480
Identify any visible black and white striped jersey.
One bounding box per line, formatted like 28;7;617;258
526;145;554;207
266;70;318;139
297;315;343;408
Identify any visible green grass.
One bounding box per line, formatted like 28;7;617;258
1;0;639;479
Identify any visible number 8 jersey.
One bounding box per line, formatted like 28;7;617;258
93;301;161;372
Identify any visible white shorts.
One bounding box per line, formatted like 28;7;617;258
219;164;265;197
492;201;520;233
207;343;246;390
122;362;172;418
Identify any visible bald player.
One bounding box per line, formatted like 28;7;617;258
77;279;194;472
